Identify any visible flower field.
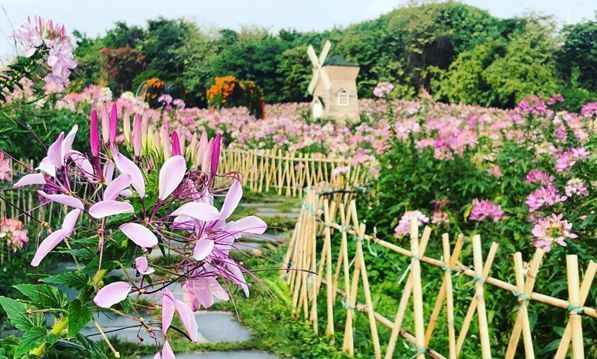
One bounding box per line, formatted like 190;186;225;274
0;10;595;359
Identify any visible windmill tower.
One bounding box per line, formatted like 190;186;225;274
307;41;360;123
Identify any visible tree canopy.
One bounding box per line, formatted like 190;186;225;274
71;3;596;109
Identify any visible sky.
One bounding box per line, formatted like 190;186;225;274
0;0;594;63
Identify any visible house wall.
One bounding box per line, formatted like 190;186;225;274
313;65;360;123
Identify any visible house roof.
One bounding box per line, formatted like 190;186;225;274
323;55;358;67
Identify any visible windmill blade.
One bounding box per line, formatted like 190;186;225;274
318;40;331;65
320;69;332;90
307;44;319;67
307;71;319;94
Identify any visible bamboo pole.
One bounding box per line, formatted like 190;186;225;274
512;253;535;359
555;261;595;359
384;226;432;359
566;255;584;359
410;218;426;359
505;249;544;359
424;234;465;345
471;235;492;359
442;234;457;359
323;199;335;337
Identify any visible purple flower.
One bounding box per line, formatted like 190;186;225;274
565;178;588;198
532;214;577;252
555;147;590;172
526;185;566;212
525;169;554;186
469;199;505;222
394;210;429;239
373;82;394;98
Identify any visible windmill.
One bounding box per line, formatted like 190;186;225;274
306;41;360;123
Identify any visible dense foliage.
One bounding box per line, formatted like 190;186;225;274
70;2;596;110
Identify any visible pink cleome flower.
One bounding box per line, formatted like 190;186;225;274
0;152;12;181
525;185;566;212
525;169;554;186
0;217;29;251
532;213;577;252
469;199;505;222
394;210;429;239
565;178;589;198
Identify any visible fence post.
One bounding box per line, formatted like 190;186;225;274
555;261;595;358
410;218;426;359
566;255;584;359
442;234;457;359
472;235;492;359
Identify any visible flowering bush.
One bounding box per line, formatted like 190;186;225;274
0;218;29;253
1;106;266;357
366;94;595;255
206;76;265;118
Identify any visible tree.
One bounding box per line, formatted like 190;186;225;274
100;46;146;94
556;19;597;91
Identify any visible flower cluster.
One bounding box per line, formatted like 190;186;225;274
0;217;29;252
532;214;577;252
0;152;12;181
373;82;394;98
12;106;266;357
14;16;76;93
469;199;505;222
394;210;429;239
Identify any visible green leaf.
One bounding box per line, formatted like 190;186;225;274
40;271;89;290
13;284;68;309
67;299;93;337
14;326;47;357
0;296;43;331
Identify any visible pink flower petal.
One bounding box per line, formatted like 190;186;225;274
61;209;81;234
225;216;267;236
61;125;78;160
103;162;115;183
174;299;199;342
120;223;158;248
93;281;131;308
89;200;134;219
69;152;94;180
38;190;84;209
170;202;220;221
103;174;132;201
162;288;175;333
13;173;45;188
37;157;56;177
113;151;145;197
159;155;186;200
220;180;242;220
47;132;64;168
31;229;69;267
161;340;175;359
134;256;154;275
228;263;249;297
193;238;214;261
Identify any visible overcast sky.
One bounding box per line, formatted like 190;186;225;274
0;0;594;64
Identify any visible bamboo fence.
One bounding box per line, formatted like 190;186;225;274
282;186;596;359
219;148;369;197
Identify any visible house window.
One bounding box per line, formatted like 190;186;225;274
337;91;349;106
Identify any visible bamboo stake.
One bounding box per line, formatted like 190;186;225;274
471;235;492;359
512;253;535;359
566;255;584;359
455;242;498;356
424;234;465;345
505;249;544;359
554;261;595;359
384;226;432;359
442;234;457;359
323;199;335;337
410;218;426;359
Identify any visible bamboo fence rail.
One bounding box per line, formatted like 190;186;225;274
282;186;596;359
219;148;369;197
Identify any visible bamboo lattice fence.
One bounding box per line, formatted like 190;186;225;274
282;186;596;359
219;148;368;197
